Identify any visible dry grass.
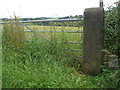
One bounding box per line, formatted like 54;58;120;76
3;16;25;50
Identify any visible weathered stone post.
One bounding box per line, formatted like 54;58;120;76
82;8;104;76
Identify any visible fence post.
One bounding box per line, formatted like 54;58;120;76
100;0;103;8
82;8;104;76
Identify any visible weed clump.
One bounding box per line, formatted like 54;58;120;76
3;16;25;50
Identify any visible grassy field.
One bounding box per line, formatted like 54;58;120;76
2;19;119;88
24;23;83;42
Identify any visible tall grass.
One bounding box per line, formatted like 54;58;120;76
3;16;25;50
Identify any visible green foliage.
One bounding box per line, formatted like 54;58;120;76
103;2;120;88
90;66;119;88
104;2;119;50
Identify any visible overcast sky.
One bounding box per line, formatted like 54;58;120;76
0;0;118;18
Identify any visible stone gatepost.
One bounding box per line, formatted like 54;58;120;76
82;8;104;76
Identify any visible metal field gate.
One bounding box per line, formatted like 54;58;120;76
21;19;84;61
